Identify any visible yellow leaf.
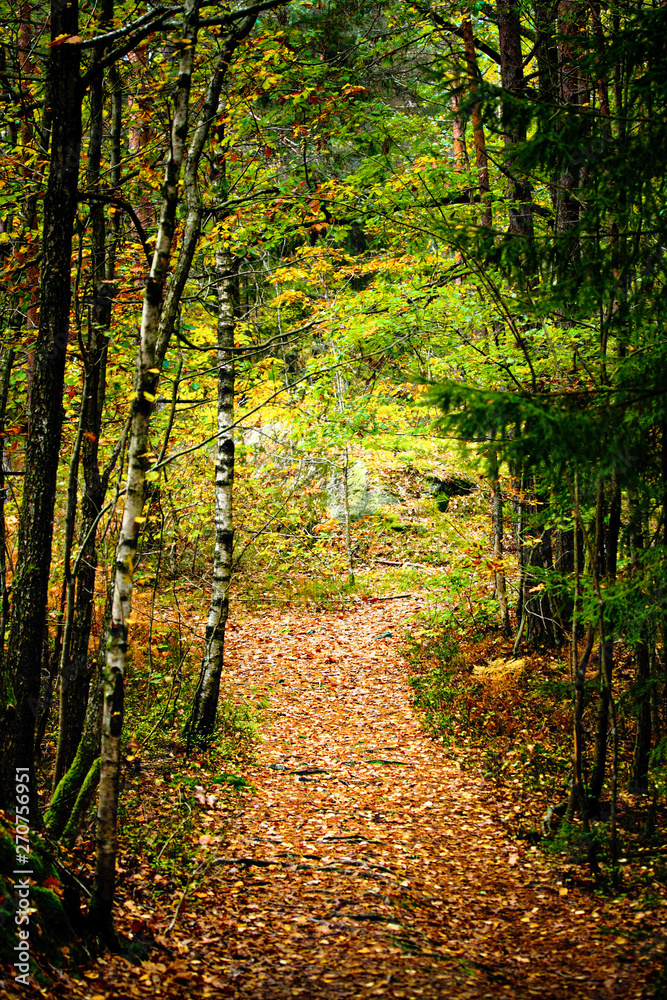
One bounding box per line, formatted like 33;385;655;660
134;516;146;524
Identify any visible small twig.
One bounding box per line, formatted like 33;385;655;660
363;593;414;602
156;801;192;864
167;856;203;934
373;560;434;569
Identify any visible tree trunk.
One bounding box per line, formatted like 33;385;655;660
534;1;560;211
516;479;557;647
0;0;81;813
451;85;469;172
85;0;260;938
631;637;652;794
661;420;667;738
462;19;491;228
524;523;556;645
567;469;592;823
588;479;615;811
172;19;258;748
187;252;237;745
534;2;559;104
498;0;534;243
627;490;653;793
556;0;587;272
45;589;110;840
588;635;613;811
0;349;14;692
488;451;510;634
53;0;114;787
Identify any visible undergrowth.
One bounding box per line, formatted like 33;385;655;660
405;611;667;899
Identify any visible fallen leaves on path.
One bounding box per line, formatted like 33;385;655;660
12;598;665;999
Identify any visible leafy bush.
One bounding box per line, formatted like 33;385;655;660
406;616;571;794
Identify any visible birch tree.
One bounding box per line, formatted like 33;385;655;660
88;0;269;936
187;249;237;744
89;0;202;938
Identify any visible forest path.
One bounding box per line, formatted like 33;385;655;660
189;597;655;1000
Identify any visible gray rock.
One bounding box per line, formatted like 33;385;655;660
327;461;399;521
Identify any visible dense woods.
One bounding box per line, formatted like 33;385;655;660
0;0;666;992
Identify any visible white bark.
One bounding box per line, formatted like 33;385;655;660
188;250;236;742
90;0;200;938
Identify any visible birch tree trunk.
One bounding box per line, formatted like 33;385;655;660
88;3;259;935
187;251;237;744
178;19;257;746
89;0;201;939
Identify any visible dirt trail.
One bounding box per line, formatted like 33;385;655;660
18;597;661;1000
193;598;659;1000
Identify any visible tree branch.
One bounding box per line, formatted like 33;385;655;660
78;191;153;266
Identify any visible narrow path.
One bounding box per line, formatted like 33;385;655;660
27;597;661;1000
193;598;659;1000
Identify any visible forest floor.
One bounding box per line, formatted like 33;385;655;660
12;593;666;999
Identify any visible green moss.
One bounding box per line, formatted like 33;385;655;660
31;887;73;946
62;757;100;846
0;830;14;873
45;747;96;839
376;509;407;532
29;844;56;883
0;816;72;974
0;888;17;963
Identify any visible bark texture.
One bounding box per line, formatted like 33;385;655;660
179;20;257;746
462;19;491;228
90;0;201;939
44;593;108;840
54;0;114;787
188;252;237;743
0;0;81;812
498;0;534;242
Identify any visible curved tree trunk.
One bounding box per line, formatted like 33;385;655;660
88;0;258;939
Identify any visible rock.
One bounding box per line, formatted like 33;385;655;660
326;461;399;521
427;474;477;512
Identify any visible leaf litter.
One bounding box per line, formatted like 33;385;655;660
12;597;665;999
